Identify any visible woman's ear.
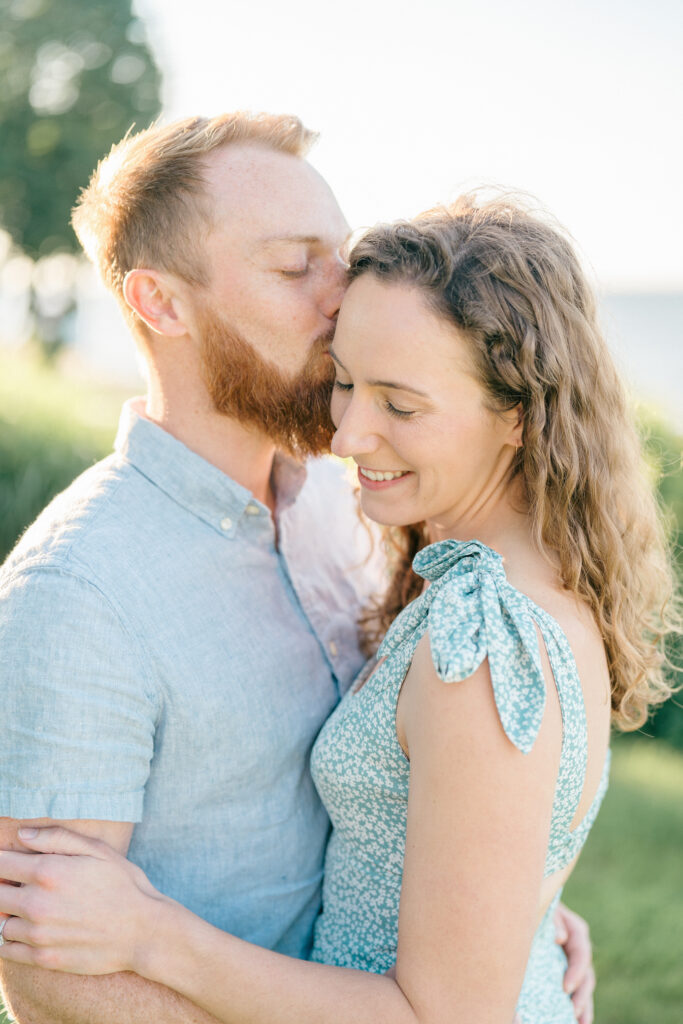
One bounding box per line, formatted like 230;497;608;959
123;269;188;337
506;403;524;449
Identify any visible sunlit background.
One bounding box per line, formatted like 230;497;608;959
2;0;682;421
0;2;682;1022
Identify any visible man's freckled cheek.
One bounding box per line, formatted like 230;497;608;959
213;276;250;308
289;310;313;329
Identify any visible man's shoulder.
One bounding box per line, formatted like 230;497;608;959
302;453;355;499
1;452;142;585
0;454;158;697
293;455;387;593
297;455;368;539
300;455;381;542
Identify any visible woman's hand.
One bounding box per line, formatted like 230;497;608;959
554;902;595;1024
0;826;164;975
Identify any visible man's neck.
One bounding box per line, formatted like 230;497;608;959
143;387;278;511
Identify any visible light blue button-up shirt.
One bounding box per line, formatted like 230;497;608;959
0;402;383;957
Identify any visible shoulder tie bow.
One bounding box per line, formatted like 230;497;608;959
378;539;547;753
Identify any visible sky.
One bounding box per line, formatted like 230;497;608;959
135;0;683;293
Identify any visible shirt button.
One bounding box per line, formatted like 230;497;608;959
220;517;233;531
245;503;260;515
329;640;338;657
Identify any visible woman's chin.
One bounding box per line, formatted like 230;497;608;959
359;493;422;529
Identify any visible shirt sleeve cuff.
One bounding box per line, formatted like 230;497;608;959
0;787;145;822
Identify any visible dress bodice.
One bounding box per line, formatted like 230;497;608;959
310;539;610;1021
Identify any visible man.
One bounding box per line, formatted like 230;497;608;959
0;113;594;1023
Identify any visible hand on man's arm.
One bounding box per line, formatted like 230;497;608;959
555;902;595;1024
0;818;223;1024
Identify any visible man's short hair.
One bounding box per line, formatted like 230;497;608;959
72;112;317;336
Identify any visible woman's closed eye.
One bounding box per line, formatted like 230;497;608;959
333;379;415;419
384;400;415;419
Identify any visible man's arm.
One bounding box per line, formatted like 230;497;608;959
0;818;224;1024
0;568;223;1022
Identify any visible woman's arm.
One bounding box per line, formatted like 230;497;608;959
0;847;416;1024
391;633;561;1022
0;637;567;1024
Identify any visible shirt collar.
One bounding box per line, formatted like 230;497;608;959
114;400;308;536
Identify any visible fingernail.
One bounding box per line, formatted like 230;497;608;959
18;828;39;839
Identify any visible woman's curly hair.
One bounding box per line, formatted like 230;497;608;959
352;193;681;730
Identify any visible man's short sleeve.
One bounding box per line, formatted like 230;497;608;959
0;566;159;821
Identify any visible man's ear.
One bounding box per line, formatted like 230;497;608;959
123;269;188;337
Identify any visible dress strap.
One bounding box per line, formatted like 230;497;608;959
377;537;601;879
379;539;548;754
524;606;591;874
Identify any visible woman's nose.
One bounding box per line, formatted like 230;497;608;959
330;401;379;460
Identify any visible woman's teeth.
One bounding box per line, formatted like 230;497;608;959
359;468;408;482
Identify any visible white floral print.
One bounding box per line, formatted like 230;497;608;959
310;539;610;1022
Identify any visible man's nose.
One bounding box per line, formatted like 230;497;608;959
319;258;348;321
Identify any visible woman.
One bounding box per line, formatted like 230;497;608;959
0;194;678;1023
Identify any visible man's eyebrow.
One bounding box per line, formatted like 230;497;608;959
256;230;353;248
256;234;322;247
328;348;429;398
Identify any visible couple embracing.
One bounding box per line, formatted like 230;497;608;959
0;112;677;1024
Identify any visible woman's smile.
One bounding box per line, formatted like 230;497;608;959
357;466;413;488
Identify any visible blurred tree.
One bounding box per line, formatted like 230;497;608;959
0;0;161;258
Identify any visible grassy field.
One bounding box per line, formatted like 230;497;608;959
0;349;129;562
1;738;681;1022
563;737;683;1023
0;348;129;451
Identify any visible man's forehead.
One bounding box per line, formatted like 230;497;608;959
204;146;350;241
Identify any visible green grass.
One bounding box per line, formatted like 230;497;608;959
562;737;683;1024
1;739;682;1022
0;349;128;563
0;348;129;449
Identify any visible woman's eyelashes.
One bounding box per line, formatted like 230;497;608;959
384;400;414;419
333;379;415;419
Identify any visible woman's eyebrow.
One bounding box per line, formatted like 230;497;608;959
328;348;429;398
369;377;430;397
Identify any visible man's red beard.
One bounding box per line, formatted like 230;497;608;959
199;312;336;459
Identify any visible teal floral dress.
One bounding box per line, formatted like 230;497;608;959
310;539;610;1023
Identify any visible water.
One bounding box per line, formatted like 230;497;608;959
64;289;683;434
600;293;683;432
1;287;682;432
